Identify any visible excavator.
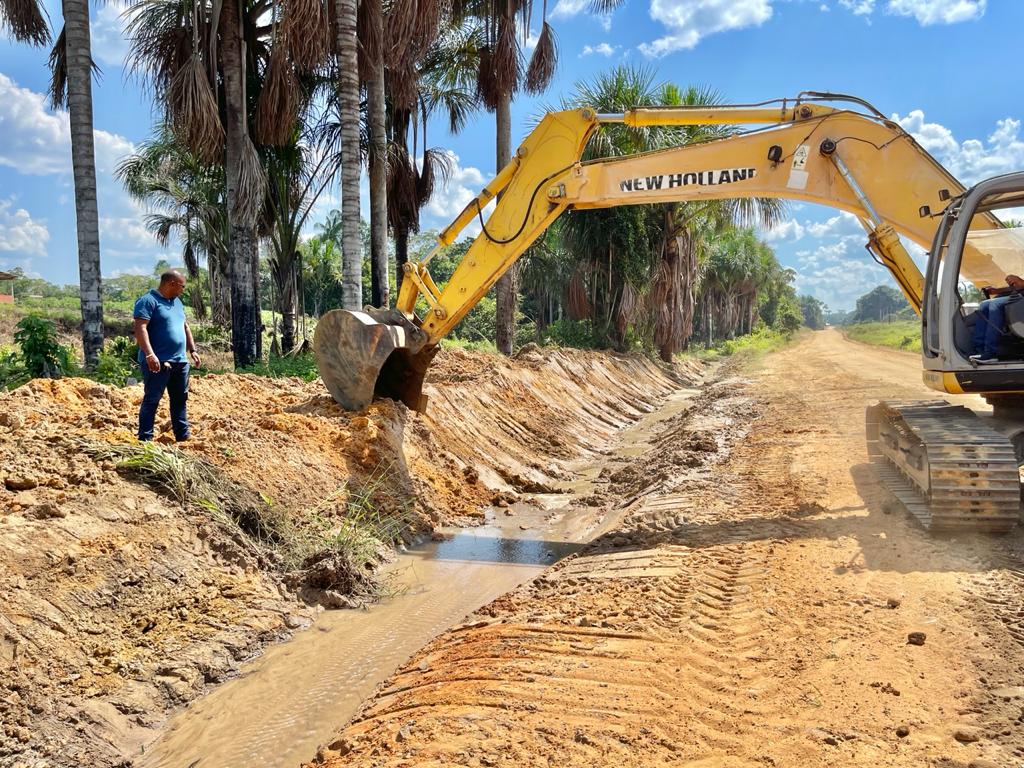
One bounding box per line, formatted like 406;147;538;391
314;92;1024;534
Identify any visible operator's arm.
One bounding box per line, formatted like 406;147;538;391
134;318;161;373
184;322;201;367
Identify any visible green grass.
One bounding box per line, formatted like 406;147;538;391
440;336;500;354
689;327;799;363
843;321;921;353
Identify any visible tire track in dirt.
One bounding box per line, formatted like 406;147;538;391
307;331;1024;768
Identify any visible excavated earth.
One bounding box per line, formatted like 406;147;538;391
0;346;700;767
307;329;1024;768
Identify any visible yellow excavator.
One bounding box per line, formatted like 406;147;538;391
314;92;1024;534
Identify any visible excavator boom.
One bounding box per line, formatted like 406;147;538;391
315;94;1001;412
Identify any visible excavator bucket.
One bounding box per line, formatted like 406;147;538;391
313;308;438;413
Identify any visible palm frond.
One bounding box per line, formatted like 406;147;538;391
168;54;224;163
356;0;383;81
255;42;300;145
285;0;330;71
491;13;519;100
524;21;555;95
1;0;50;45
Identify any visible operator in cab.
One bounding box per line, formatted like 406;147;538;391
133;270;201;442
970;274;1024;364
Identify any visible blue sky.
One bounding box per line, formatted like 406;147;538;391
0;0;1020;309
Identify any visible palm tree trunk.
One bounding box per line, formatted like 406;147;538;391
280;265;297;353
222;0;259;367
62;0;103;368
335;0;362;310
494;91;517;355
210;254;232;326
367;55;389;308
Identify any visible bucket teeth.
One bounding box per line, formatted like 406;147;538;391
314;308;435;412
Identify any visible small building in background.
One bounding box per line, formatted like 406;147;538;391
0;271;14;304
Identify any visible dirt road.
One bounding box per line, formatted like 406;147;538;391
310;329;1024;768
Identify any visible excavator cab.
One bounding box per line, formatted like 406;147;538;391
921;171;1024;398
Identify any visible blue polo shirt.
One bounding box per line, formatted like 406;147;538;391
134;289;187;364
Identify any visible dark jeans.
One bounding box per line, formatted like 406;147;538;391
971;295;1011;357
138;361;190;441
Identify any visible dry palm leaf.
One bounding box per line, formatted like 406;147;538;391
168;54;225;164
475;44;499;112
356;0;383;81
255;42;300;145
47;26;103;108
46;26;67;108
491;14;520;100
234;134;269;223
387;56;418;111
387;143;418;230
285;0;330;72
2;0;49;45
384;0;417;68
524;21;556;95
415;147;453;208
566;265;592;321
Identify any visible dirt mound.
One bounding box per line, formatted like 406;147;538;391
0;347;698;766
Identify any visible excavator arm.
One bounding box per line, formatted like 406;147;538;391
315;94;1001;412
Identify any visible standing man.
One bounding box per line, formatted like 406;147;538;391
134;270;201;441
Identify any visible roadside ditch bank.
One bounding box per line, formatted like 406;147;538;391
0;346;700;767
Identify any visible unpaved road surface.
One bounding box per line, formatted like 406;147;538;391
311;329;1024;768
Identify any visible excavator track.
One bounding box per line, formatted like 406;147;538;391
866;401;1021;533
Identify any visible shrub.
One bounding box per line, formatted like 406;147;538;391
91;336;139;386
13;315;75;378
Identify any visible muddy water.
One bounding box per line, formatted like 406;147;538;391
137;387;698;768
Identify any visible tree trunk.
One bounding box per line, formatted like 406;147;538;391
335;0;362;310
367;52;389;308
494;92;517;355
210;253;232;326
279;263;297;354
62;0;103;368
221;0;259;367
395;224;408;289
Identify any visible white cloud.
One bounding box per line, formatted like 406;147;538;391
639;0;772;57
893;110;1024;186
838;0;875;14
422;151;489;223
91;0;131;68
760;218;805;243
0;73;134;177
0;199;49;257
581;42;620;57
886;0;985;25
550;0;589;19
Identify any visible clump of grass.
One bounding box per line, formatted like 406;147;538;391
82;440;413;605
83;441;289;546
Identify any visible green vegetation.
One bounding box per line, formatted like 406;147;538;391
81;440;405;597
844;320;921;352
13;315;75;379
694;326;798;362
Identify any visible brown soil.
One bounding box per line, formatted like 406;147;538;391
308;329;1024;768
0;346;698;766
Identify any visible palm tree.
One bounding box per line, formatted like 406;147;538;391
560;66;786;357
384;20;481;288
4;0;105;366
471;0;610;354
116;129;230;324
333;0;361;310
264;139;334;351
126;0;330;366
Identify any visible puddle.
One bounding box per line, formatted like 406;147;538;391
136;386;699;768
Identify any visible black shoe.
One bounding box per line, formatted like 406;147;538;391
969;354;1000;365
